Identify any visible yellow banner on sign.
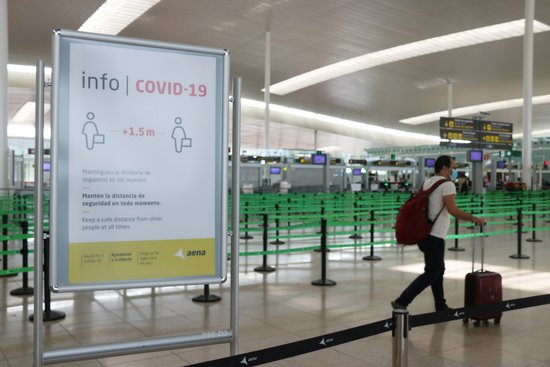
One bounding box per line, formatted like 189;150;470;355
68;238;215;283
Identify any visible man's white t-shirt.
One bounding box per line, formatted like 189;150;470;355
422;176;456;239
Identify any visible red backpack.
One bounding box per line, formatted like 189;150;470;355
395;179;450;245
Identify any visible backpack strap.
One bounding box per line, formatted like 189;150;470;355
420;178;450;194
421;178;451;223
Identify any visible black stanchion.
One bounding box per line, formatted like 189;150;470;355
287;197;292;228
270;204;285;245
519;199;527;233
349;201;363;239
254;214;275;273
240;202;253;240
510;208;530;259
312;219;336;286
363;209;381;261
1;214;17;278
29;233;65;322
448;217;465;251
314;202;329;252
526;203;542;243
192;284;221;303
10;221;33;296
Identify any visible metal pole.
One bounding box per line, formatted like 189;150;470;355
311;219;336;286
33;59;45;367
510;208;530;259
447;79;453;117
448;216;465;251
526;203;541;242
0;0;9;191
522;0;535;188
363;209;381;261
392;309;409;367
264;31;271;151
230;77;241;356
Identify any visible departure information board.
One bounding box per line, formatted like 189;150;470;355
439;117;513;149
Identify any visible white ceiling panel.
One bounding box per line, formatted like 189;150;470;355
6;0;550;153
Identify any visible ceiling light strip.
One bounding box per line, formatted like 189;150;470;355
8;64;52;76
79;0;162;35
400;94;550;125
269;19;550;95
241;98;440;143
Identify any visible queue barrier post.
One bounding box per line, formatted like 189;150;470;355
392;308;409;367
349;201;362;240
510;208;530;259
10;220;34;296
254;214;275;273
240;202;253;240
311;219;336;286
192;284;221;303
448;216;465;252
363;209;381;261
1;214;17;278
29;232;65;322
270;204;285;245
526;203;542;243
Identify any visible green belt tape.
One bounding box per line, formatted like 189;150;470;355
0;234;34;241
0;249;34;256
0;266;34;276
268;233;322;240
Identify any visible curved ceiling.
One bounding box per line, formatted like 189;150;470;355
6;0;550;154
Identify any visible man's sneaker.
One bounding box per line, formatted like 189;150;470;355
436;305;451;312
391;300;407;310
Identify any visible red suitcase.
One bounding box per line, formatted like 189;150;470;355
463;226;502;326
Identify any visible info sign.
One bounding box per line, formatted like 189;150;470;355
50;30;229;292
439;117;513;149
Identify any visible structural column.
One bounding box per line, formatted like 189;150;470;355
0;0;9;190
447;79;453;117
264;30;271;151
522;0;535;188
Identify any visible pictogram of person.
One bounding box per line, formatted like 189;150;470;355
82;112;105;150
171;117;192;153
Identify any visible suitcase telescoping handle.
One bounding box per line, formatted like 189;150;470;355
471;224;485;273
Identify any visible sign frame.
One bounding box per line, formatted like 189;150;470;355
50;29;229;292
439;117;513;149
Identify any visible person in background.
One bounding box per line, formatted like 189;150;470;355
457;173;468;193
391;155;486;311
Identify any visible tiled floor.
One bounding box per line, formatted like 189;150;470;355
2;225;550;366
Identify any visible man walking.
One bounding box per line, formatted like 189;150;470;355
391;155;486;311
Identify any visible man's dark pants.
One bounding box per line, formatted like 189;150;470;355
395;235;447;310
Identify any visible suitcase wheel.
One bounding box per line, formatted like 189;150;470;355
463;318;469;324
473;320;481;327
494;317;501;324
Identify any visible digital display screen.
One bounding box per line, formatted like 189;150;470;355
311;153;327;165
424;158;435;168
496;160;506;169
270;166;281;175
468;150;483;162
352;168;362;176
43;162;51;171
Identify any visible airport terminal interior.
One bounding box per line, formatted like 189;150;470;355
3;1;550;366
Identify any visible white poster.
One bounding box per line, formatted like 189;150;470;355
51;32;228;290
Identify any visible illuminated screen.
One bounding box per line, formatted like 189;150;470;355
270;166;281;175
43;162;51;171
352;168;362;176
311;154;327;165
496;160;506;169
424;158;435;168
468;150;483;162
